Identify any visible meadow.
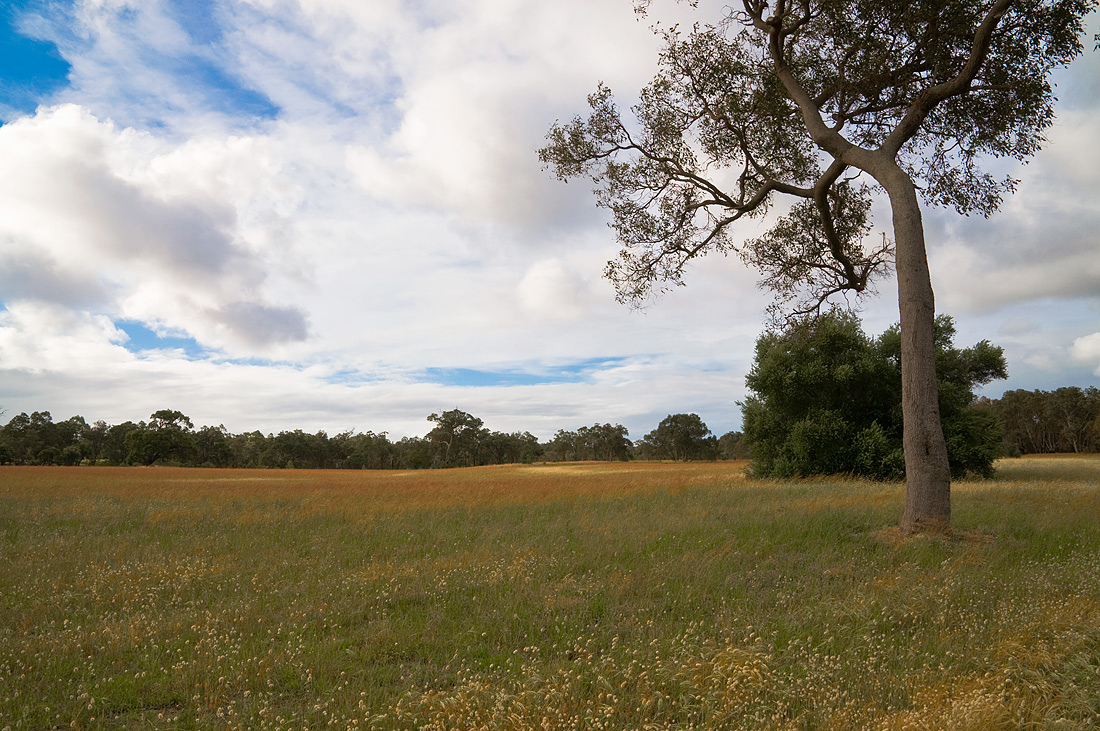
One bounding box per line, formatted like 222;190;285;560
2;457;1099;730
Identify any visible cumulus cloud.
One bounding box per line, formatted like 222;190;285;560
0;249;110;308
929;108;1100;313
0;104;309;352
336;0;694;233
516;259;592;321
210;301;310;347
23;0;279;133
1071;332;1100;376
0;302;129;375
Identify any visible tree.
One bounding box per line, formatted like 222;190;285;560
395;436;433;470
262;429;333;469
126;410;197;465
194;424;233;467
1047;387;1099;453
55;416;90;464
546;429;581;462
639;413;717;460
480;431;544;465
0;411;80;465
579;423;634;461
540;0;1093;531
229;430;269;468
742;312;1006;479
717;431;750;460
426;409;488;468
149;409;194;432
343;431;397;469
85;420;110;463
102;421;140;464
545;424;632;461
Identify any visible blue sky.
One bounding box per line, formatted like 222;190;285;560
0;0;1097;440
0;3;70;120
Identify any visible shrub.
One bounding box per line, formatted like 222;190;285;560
742;312;1006;479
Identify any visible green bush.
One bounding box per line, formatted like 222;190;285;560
742;312;1006;479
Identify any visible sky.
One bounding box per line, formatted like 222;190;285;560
0;0;1097;441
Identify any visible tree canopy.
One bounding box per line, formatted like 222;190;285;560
637;413;717;460
543;0;1092;314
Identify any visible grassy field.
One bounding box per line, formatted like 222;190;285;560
2;457;1099;730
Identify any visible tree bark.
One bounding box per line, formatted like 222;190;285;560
881;166;952;532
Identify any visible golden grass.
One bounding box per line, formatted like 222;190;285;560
2;457;1099;730
0;461;748;507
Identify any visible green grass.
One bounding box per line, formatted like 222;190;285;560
2;457;1100;729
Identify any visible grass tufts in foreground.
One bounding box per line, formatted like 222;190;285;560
2;456;1099;730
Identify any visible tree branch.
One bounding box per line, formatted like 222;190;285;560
883;0;1015;156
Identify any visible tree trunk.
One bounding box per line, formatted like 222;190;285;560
883;168;952;532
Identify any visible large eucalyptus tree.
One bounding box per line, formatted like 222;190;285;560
540;0;1094;531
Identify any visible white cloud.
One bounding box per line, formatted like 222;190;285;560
335;0;670;232
1071;332;1100;376
0;104;310;353
516;259;592;321
0;302;128;375
929;108;1100;314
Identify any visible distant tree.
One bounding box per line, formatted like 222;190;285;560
103;421;140;464
261;429;334;469
308;430;336;469
149;409;193;431
1048;387;1099;453
0;413;28;463
55;416;90;464
546;429;580;462
742;312;1006;479
639;414;717;461
195;425;233;467
544;424;631;462
512;431;544;463
0;411;72;465
578;423;633;461
126;410;197;465
85;420;110;463
395;436;432;470
716;431;749;460
227;431;267;468
480;431;543;465
426;409;488;468
541;0;1094;531
344;431;396;469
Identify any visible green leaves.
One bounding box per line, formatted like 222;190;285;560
638;413;716;461
742;312;1008;479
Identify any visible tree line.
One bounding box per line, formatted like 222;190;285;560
4;377;1094;472
2;315;1095;472
0;407;748;469
980;387;1100;456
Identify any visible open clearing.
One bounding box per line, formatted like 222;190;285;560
2;457;1100;730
